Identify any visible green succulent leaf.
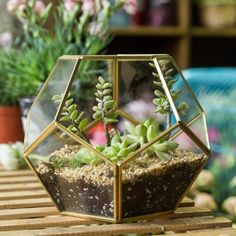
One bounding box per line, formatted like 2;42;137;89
126;143;138;153
104;100;115;110
124;121;136;135
78;118;88;131
104;118;119;125
59;115;71;122
98;76;105;85
93;111;102;120
65;98;73;107
135;124;147;137
154;90;165;98
70;110;78;120
147;125;156;142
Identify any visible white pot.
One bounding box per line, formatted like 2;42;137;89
0;144;18;170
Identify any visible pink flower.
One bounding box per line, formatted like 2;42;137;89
34;0;45;15
64;0;78;12
81;0;96;15
0;32;13;48
123;0;137;15
7;0;25;14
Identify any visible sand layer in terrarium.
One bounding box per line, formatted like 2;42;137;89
37;145;207;218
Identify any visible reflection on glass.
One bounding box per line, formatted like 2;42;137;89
25;59;77;149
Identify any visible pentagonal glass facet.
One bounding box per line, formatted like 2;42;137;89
24;59;78;149
24;55;210;223
153;58;203;125
121;126;209;220
27;127;114;219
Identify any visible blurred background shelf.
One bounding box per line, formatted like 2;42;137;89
108;0;236;69
191;27;236;37
109;26;186;37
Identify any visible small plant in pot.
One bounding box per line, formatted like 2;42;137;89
0;48;24;144
24;55;211;223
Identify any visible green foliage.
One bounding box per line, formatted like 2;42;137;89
124;120;179;161
92;76;118;146
149;60;189;127
1;1;126;105
52;93;90;143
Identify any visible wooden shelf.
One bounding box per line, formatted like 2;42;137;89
109;26;186;37
191;27;236;37
108;0;236;68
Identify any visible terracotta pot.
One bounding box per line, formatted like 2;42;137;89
0;106;24;143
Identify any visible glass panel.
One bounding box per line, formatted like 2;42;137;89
118;60;168;131
185;114;210;149
154;58;202;125
121;126;209;219
57;59;114;143
27;128;114;218
24;59;77;149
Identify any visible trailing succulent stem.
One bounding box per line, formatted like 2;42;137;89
52;93;90;143
149;60;188;129
92;76;118;146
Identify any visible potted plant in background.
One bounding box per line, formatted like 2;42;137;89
0;40;24;144
4;0;136;125
194;0;236;28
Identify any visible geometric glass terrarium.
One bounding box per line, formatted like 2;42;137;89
24;55;211;223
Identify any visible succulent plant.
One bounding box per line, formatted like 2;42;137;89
50;71;180;167
124;120;178;161
149;60;188;128
52;93;90;143
92;76;118;146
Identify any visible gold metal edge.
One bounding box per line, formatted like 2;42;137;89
116;109;140;126
113;58;119;108
54;59;80;122
24;122;57;156
201;112;211;149
153;58;181;122
24;58;61;150
119;123;179;167
60;54;171;61
169;113;203;141
173;153;211;213
56;122;115;166
62;211;115;223
118;165;122;221
114;165;118;221
179;121;211;155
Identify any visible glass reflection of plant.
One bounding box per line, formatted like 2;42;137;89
149;60;188;128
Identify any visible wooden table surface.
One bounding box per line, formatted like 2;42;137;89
0;165;235;236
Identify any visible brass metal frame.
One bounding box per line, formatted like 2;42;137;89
24;54;211;224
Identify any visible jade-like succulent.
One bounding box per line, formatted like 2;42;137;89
124;120;178;161
50;72;181;167
149;60;188;128
92;76;118;146
52;93;90;143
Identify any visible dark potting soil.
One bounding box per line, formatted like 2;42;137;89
37;149;207;219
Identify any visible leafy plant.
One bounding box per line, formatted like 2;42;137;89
52;93;90;143
92;76;118;146
149;60;188;128
2;0;130;105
